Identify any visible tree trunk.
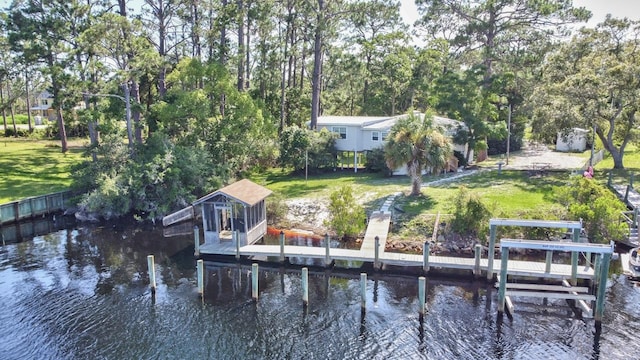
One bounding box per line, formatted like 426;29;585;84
25;72;32;132
236;0;244;91
245;0;251;90
310;0;325;130
409;162;422;196
8;85;16;137
0;84;6;132
50;70;68;153
123;83;133;151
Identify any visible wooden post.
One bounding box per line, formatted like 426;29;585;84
571;228;580;286
497;247;509;313
634;208;639;228
631;172;635;189
234;230;240;260
194;225;200;256
418;276;426;315
360;273;367;310
625;185;630;203
473;244;482;278
374;236;380;270
545;250;553;273
487;225;497;280
13;202;19;222
324;233;331;267
197;259;204;295
147;255;156;293
422;241;430;273
607;171;612;187
302;267;309;307
593;255;601;287
279;230;285;263
594;253;611;322
251;263;259;301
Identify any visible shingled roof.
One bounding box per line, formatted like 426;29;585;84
193;179;272;207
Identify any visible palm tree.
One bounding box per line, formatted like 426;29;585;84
384;112;453;196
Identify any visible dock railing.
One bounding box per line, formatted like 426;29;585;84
0;191;74;225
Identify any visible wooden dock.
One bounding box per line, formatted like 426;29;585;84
198;238;596;279
611;184;640;209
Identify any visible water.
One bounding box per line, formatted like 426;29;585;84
1;219;639;359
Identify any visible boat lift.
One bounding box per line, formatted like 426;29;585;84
497;238;614;323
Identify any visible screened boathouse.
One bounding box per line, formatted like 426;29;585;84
192;179;272;246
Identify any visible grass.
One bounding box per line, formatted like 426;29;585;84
252;168;569;218
0;137;86;203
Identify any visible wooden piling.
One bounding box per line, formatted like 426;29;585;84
194;225;200;256
545;250;553;273
234;230;240;260
571;228;580;286
595;253;611;322
497;247;509;313
279;231;285;263
251;263;259;301
422;241;430;273
487;225;497;280
360;273;367;310
147;255;156;293
197;259;204;295
631;172;635;189
374;236;380;270
324;233;331;267
418;276;426;315
473;244;482;278
302;267;309;307
607;171;612;187
625;185;630;203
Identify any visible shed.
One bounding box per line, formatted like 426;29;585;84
192;179;272;246
556;128;588;152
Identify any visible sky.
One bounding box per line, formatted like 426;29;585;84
399;0;640;28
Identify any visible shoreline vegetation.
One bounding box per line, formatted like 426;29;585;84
1;138;632;255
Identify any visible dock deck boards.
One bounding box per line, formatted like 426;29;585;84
198;192;595;279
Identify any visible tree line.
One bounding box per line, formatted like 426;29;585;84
1;0;638;220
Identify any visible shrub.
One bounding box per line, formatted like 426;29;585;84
266;193;288;226
556;177;626;243
365;147;392;175
449;186;491;241
325;185;366;239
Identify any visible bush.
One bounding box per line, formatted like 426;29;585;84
449;186;491;241
453;150;468;168
266;193;288;226
365;147;392;175
325;185;366;239
556;177;626;243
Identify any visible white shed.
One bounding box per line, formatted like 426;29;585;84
556;128;588;152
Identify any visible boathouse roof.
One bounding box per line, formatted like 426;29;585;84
192;179;272;207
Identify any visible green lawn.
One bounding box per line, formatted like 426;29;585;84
252;168;569;217
0;138;86;203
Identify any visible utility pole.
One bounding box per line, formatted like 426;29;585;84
506;104;511;165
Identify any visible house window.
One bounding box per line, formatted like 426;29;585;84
332;126;347;139
381;131;389;141
372;131;379;141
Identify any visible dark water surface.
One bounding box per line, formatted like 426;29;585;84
1;219;639;359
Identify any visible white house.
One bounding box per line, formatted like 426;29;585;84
556;128;588;152
29;90;56;122
315;112;471;174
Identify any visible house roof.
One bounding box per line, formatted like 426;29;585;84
362;118;396;130
193;179;272;207
316;115;394;127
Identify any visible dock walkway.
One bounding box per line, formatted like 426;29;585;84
611;184;640;209
199;190;595;279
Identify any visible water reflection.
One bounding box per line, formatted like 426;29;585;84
0;219;637;359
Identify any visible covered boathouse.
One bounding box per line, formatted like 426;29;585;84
192;179;272;246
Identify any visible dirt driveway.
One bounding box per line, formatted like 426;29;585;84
501;141;587;171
